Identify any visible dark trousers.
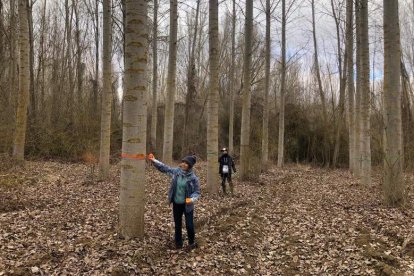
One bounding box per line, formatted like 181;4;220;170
173;203;195;246
221;173;234;194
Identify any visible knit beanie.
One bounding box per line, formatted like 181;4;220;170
182;155;197;169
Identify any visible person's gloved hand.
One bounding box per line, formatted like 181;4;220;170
148;153;155;161
185;198;193;204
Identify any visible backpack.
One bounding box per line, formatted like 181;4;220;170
220;156;232;174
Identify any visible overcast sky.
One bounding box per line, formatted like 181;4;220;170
30;0;414;100
153;0;397;78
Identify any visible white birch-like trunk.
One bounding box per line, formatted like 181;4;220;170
240;0;253;179
383;0;404;205
345;0;355;172
354;0;362;175
94;0;99;115
228;0;236;155
119;0;148;239
9;0;18;121
12;0;30;162
207;0;219;193
162;0;178;164
99;0;113;180
261;0;270;169
332;0;346;168
359;0;371;185
150;0;158;153
277;0;286;168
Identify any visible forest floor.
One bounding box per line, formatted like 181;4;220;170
1;160;414;275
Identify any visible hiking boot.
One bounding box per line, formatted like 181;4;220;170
187;242;198;251
167;241;183;250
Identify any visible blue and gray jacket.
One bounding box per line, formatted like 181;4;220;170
152;159;200;213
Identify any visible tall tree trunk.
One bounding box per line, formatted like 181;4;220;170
12;0;30;162
51;18;60;123
150;0;158;153
119;0;148;239
345;0;355;172
354;0;362;175
58;6;67;119
401;60;411;166
66;0;74;121
94;0;99;116
0;1;5;113
9;0;17;110
240;0;253;178
0;1;3;66
120;0;125;127
99;0;113;180
228;0;236;154
359;0;371;185
74;0;82;108
383;0;404;205
277;0;286;167
261;0;270;169
162;0;178;164
27;0;35;123
121;0;125;69
40;0;46;112
36;0;47;112
311;0;327;121
311;0;329;166
332;0;347;167
207;0;219;193
182;0;200;156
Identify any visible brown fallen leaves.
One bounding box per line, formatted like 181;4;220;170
0;161;414;275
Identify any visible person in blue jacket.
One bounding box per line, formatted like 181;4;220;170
148;153;200;250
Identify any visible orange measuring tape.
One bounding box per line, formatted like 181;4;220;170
121;153;146;160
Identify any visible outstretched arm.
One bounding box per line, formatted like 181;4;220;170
148;154;179;177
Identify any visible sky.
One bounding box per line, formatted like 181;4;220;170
28;0;414;99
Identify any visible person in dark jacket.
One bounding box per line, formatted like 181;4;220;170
148;153;200;250
218;147;236;195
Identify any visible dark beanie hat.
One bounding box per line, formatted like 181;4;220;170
182;155;196;169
